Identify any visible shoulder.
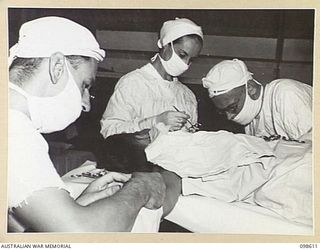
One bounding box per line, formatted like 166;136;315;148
268;79;312;100
269;79;311;93
10;110;37;138
9;109;48;151
266;79;312;114
115;64;153;90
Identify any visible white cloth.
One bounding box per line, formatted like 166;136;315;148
157;18;203;48
9;16;105;66
245;79;312;140
100;63;198;139
202;59;253;97
145;130;312;226
8;109;68;209
182;162;274;202
145;130;275;179
254;139;313;226
61;161;163;233
165;195;313;234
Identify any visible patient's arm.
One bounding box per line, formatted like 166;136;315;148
151;164;182;217
12;172;166;232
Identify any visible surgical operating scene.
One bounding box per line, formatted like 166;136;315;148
7;8;314;234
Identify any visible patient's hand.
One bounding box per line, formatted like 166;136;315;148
76;172;131;206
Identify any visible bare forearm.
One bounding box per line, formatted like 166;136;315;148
13;172;165;232
14;185;148;232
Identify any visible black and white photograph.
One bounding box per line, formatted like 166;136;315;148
6;7;314;236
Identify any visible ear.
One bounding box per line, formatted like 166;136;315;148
160;43;173;60
49;52;66;84
247;79;260;100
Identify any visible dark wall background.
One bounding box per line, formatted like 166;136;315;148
8;8;314;43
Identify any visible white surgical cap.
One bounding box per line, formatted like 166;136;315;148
157;17;203;48
8;16;105;67
202;59;253;97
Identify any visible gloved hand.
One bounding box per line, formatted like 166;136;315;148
155;111;190;131
76;172;131;206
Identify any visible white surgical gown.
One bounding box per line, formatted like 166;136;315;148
8;109;68;210
8;109;163;232
100;63;198;139
8;109;70;232
245;79;312;140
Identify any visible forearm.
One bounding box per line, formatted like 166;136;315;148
13;184;149;232
100;116;157;139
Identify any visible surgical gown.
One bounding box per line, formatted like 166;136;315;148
245;79;312;140
100;63;198;139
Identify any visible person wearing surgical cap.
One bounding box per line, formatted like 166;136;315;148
8;16;167;232
202;59;312;141
100;18;203;140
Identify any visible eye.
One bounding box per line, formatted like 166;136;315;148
230;106;237;113
178;51;187;58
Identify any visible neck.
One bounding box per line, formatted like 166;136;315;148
151;55;174;82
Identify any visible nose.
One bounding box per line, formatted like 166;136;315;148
81;88;91;112
184;57;191;65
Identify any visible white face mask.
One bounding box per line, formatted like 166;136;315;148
232;82;263;125
9;63;83;133
159;42;189;77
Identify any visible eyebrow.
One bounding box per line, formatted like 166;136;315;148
177;47;188;56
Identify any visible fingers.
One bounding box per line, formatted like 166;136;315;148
90;186;121;202
100;185;121;197
171;112;190;128
99;172;132;184
169;125;183;132
87;172;132;192
76;185;122;206
157;110;191;130
174;111;190;119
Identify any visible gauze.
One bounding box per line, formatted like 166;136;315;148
9;63;82;133
159;42;189;76
8;16;105;67
202;59;253;97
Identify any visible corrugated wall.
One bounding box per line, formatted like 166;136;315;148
8;8;314;85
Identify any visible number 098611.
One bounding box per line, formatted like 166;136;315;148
300;244;318;248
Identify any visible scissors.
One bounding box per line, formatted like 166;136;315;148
172;105;201;132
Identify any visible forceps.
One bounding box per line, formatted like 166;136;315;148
172;105;201;132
